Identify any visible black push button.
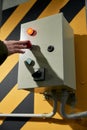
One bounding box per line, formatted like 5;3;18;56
32;68;45;81
32;70;42;78
47;45;54;52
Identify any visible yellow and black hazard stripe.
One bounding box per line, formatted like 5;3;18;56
60;0;85;22
0;0;85;130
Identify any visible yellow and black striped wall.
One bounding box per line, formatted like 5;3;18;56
0;0;87;129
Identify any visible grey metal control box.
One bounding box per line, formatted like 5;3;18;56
18;13;76;93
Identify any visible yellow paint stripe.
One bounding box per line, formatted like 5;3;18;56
0;54;18;82
0;84;29;112
0;0;37;82
70;7;87;110
38;0;69;19
0;84;30;124
70;7;87;34
21;114;71;130
21;1;69;129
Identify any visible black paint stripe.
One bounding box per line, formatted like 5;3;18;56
2;6;17;26
0;63;18;101
60;0;85;22
0;92;34;130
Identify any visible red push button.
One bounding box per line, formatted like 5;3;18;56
27;28;34;35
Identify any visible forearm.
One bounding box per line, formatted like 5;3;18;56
0;40;8;65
